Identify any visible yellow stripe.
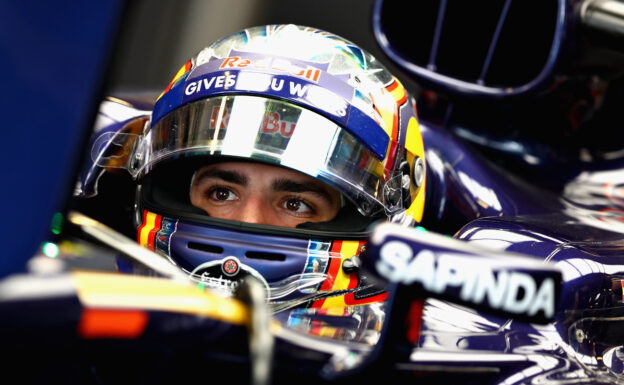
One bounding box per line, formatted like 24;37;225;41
317;326;339;338
405;116;426;222
171;63;189;84
325;307;347;316
405;116;423;157
71;270;248;325
139;211;158;247
321;240;360;309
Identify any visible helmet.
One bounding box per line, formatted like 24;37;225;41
90;25;426;310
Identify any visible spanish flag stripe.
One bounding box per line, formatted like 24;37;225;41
388;79;407;105
332;240;360;290
311;241;344;308
320;240;343;291
343;240;390;305
392;89;408;106
320;240;361;309
387;80;399;92
147;214;163;251
157;60;192;100
138;211;160;250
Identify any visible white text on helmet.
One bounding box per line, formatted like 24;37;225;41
185;74;237;95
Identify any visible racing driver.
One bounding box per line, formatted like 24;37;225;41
77;24;427;308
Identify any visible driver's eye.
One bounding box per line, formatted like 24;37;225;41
208;187;237;201
282;197;313;214
285;199;302;211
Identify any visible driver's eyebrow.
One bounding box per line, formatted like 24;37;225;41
271;178;334;204
194;169;248;186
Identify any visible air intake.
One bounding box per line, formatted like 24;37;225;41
373;0;566;98
245;251;286;261
188;242;224;254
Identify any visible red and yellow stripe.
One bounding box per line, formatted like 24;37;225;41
157;60;193;101
311;240;386;310
137;210;163;251
380;78;409;177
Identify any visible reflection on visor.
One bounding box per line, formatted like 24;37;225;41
104;96;395;215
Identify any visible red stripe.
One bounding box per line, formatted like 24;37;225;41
384;140;399;179
397;92;408;106
373;104;384;120
344;291;388;306
78;309;148;339
344;241;389;305
406;299;424;344
386;80;399;92
391;100;400;140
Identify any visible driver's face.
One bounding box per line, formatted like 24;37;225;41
190;162;341;228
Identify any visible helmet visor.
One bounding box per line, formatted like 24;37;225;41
136;96;395;216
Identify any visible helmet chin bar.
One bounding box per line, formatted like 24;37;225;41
186;257;332;304
187;257;272;298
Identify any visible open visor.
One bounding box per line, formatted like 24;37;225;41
102;96;402;216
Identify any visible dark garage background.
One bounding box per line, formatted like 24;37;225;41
106;0;417;95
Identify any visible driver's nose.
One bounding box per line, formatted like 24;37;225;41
237;195;279;226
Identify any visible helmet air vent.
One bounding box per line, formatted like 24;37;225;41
245;251;286;262
188;242;224;254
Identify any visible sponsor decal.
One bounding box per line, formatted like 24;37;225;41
209;105;297;138
221;257;240;277
219;55;322;83
191;257;270;295
184;73;237;95
183;72;347;118
180;50;353;120
376;240;556;319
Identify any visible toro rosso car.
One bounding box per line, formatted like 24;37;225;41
5;1;624;384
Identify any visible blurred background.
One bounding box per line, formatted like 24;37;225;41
106;0;417;96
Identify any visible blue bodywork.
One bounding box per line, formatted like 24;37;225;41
0;1;126;279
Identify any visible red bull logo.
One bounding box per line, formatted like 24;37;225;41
210;106;296;138
220;56;322;83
